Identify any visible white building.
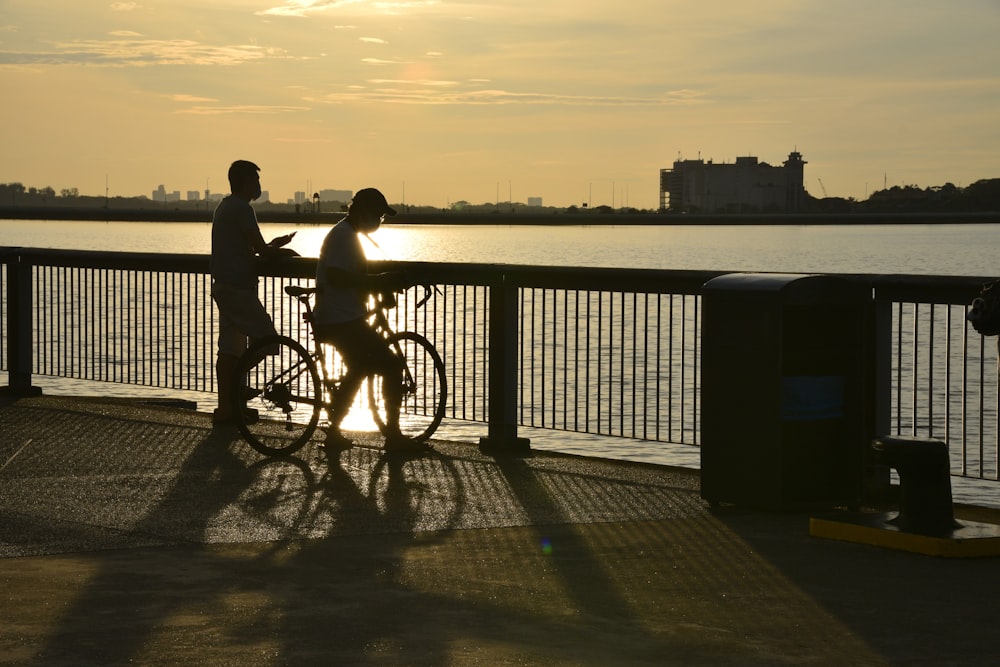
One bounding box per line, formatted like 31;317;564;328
660;151;808;213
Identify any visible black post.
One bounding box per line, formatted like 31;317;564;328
3;251;41;397
479;273;530;455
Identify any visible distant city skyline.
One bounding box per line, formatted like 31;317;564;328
149;183;357;206
2;2;998;209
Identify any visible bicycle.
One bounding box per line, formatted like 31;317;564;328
232;284;447;457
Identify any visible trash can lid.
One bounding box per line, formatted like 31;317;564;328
702;273;869;304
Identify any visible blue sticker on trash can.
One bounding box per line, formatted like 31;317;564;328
781;376;844;421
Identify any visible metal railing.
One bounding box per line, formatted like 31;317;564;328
869;276;999;481
1;247;997;485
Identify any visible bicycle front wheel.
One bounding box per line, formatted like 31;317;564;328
234;335;322;457
368;331;447;442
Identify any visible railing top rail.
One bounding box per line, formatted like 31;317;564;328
1;246;995;302
844;272;994;305
1;247;212;272
371;260;729;294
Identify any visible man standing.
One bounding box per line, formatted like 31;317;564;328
313;187;424;455
210;159;295;425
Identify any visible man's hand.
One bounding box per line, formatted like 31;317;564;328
268;232;296;248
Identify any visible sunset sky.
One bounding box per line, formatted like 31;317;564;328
1;1;998;209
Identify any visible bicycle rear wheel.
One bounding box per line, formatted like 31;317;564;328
368;331;447;442
234;335;322;457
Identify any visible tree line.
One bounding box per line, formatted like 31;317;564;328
809;179;1000;214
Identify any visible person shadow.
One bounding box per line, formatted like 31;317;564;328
30;418;460;666
29;416;676;664
32;424;254;664
247;448;454;664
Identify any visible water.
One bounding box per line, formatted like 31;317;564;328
3;218;999;505
6;218;1000;275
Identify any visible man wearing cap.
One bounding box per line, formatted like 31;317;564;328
313;187;419;454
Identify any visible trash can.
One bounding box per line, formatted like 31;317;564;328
700;273;875;510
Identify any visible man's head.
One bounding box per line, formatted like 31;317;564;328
348;188;396;232
228;160;261;201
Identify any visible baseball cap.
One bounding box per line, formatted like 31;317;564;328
352;188;397;216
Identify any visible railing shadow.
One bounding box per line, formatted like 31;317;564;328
11;395;694;663
16;395;975;663
30;420;251;664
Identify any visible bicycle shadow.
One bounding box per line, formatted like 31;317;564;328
24;407;681;664
250;446;682;663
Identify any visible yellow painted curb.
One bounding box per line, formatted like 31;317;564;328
810;512;1000;558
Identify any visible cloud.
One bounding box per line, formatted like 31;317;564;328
314;86;707;106
109;2;140;11
360;37;387;44
372;0;442;15
361;57;409;65
176;104;310;115
369;78;458;87
0;39;280;67
168;93;219;103
257;0;366;18
257;0;440;17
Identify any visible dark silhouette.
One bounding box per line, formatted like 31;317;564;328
209;160;295;424
312;188;420;454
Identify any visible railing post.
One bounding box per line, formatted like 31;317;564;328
3;251;41;397
479;273;530;455
873;297;892;437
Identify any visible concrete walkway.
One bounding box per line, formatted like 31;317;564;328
1;395;998;666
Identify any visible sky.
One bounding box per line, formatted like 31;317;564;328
1;0;998;210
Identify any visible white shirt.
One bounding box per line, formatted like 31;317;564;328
314;218;367;324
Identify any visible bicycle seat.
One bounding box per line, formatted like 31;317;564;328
285;285;317;297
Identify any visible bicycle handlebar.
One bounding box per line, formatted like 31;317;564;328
413;284;441;309
284;283;438;311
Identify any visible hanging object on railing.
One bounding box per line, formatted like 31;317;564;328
967;280;1000;336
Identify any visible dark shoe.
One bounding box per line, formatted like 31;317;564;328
243;386;263;401
384;433;433;457
322;429;355;453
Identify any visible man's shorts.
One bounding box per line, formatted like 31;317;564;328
211;281;277;357
315;318;402;376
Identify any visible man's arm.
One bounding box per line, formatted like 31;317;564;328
245;226;298;258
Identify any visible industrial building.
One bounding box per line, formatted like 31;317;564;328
660;151;807;213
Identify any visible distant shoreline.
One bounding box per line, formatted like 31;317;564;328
2;205;1000;226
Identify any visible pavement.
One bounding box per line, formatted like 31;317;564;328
1;394;999;666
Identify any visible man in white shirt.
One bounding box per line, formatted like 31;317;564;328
314;188;423;455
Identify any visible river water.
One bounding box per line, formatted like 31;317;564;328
3;218;999;505
4;218;1000;275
